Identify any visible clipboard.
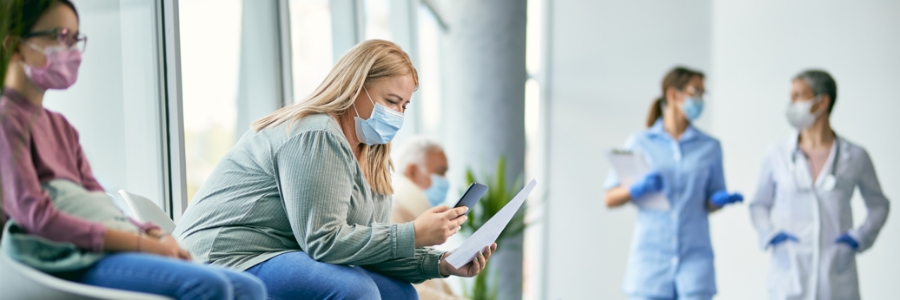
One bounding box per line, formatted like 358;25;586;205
606;149;670;211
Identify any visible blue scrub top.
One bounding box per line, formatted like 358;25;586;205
604;119;726;298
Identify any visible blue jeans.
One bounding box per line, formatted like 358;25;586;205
246;251;418;300
56;253;266;300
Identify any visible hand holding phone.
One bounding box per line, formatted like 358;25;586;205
413;206;469;247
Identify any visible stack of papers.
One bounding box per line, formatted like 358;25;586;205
445;179;537;268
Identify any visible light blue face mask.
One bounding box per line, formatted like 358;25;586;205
354;87;404;145
680;96;704;121
424;174;450;207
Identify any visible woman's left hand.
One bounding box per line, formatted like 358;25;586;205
439;243;497;277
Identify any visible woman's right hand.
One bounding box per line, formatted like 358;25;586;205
629;171;664;199
413;205;469;248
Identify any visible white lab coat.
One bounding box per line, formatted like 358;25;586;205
750;134;889;300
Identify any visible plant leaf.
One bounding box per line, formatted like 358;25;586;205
458;156;528;300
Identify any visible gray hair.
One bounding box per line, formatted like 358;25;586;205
392;136;444;172
794;69;837;114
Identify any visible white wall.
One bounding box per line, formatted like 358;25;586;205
541;0;900;299
542;1;712;299
708;1;900;299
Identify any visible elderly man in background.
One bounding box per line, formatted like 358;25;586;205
391;137;463;300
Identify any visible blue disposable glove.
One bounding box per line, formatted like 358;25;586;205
835;233;859;250
769;232;799;246
629;171;663;199
710;190;744;207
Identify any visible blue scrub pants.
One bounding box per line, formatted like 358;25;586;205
57;253;267;300
246;251;418;300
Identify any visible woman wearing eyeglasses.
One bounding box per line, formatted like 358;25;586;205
749;70;889;300
604;67;744;300
0;1;265;299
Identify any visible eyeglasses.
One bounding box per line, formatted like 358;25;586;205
21;27;88;53
679;86;705;98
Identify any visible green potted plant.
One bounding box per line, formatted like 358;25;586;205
459;157;526;300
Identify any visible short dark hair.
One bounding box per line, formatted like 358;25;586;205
1;0;79;92
794;69;837;114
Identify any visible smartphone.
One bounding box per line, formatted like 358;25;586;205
453;182;488;216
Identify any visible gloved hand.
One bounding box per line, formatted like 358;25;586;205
710;190;744;207
834;233;859;250
629;171;663;199
769;232;798;247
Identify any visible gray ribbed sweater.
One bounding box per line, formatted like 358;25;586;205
173;113;443;283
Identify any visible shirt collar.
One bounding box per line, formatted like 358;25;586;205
1;87;39;112
647;118;666;136
788;130;801;154
647;118;700;142
786;130;842;159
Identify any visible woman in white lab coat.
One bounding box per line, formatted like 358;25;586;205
749;70;890;300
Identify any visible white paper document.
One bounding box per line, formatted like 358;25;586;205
606;149;670;211
445;179;537;269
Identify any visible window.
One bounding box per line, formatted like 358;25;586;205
364;0;392;40
43;0;167;209
416;5;443;137
523;0;546;299
179;0;243;201
289;0;334;103
179;0;284;201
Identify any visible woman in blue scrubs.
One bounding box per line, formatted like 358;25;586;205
604;67;744;300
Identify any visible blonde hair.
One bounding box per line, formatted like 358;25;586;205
252;39;418;195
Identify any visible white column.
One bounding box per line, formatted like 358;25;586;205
440;0;528;298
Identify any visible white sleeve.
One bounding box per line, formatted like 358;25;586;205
849;149;890;252
749;148;779;250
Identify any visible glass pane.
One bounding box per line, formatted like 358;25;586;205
523;1;545;299
526;0;543;76
179;0;243;201
42;0;167;209
290;0;334;103
417;5;442;136
365;0;392;40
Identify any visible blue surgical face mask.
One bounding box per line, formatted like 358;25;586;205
680;96;704;121
354;87;404;145
424;174;449;207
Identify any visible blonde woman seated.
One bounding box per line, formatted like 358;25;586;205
174;40;495;300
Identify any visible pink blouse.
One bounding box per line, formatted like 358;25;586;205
1;88;155;252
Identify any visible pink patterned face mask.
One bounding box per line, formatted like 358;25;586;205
23;43;82;90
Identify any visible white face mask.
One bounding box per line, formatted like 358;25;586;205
785;96;823;130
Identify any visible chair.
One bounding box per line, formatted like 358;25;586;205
0;250;172;300
119;190;176;234
0;191;179;299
